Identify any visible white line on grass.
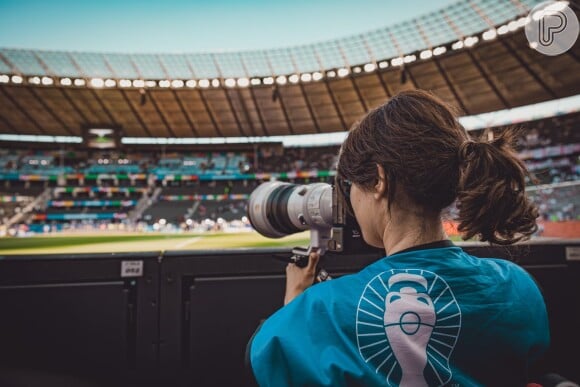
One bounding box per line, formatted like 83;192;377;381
174;237;203;250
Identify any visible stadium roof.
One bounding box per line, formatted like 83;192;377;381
0;0;578;140
0;0;543;78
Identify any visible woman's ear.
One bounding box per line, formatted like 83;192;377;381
374;164;387;199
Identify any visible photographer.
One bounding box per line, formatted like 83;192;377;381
249;90;549;386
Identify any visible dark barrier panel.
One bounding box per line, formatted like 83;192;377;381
158;248;384;387
0;241;578;386
160;240;580;386
0;252;160;387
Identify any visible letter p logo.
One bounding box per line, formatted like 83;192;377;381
526;1;579;56
539;11;567;46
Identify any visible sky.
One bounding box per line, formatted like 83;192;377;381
0;0;457;54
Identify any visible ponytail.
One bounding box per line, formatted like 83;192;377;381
456;128;539;245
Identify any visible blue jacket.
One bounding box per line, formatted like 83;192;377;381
250;243;549;386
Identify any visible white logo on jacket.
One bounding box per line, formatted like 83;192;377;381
356;269;461;386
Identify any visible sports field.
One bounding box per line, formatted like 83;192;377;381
0;231;311;255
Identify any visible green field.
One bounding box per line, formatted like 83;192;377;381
0;231;311;255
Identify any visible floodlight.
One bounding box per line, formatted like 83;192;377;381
482;29;497;41
420;50;432;59
451;41;464;50
171;80;184;88
91;78;105;87
237;78;250;87
391;57;403;66
337;68;349;77
497;25;509;35
312;72;323;81
363;63;376;72
464;36;479;47
433;46;446;56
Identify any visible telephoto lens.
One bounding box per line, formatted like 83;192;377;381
247;181;333;238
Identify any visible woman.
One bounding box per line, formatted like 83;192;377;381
249;90;549;386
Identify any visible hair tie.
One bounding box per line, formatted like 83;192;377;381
458;140;476;163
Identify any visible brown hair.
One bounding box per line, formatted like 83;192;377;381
337;89;538;245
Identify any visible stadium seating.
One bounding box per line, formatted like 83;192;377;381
0;111;578;235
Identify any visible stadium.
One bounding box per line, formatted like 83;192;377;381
0;0;578;385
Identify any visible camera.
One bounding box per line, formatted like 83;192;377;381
247;181;369;261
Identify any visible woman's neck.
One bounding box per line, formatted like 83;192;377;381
381;210;447;256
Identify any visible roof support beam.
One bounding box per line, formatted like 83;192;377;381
126;56;174;138
298;83;321;133
88;89;119;127
247;87;269;136
156;55;196;137
147;91;177;138
0;103;18;133
0;87;46;134
263;56;294;135
211;56;248;137
349;77;368;112
311;52;348;131
238;58;263;137
359;36;392;100
431;57;470;114
322;80;348;131
197;89;224;137
466;50;511;109
222;87;247;137
323;79;348;131
119;89;153;137
501;37;557;99
402;65;418;89
59;88;90;126
171;90;200;137
376;71;392;99
28;88;75;135
271;85;295;135
180;57;223;137
336;45;368;113
235;89;257;137
288;53;321;133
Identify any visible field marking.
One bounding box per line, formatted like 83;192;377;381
174;237;203;250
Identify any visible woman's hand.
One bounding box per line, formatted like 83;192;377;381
284;250;320;305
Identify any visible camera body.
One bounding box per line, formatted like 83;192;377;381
247;181;373;257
